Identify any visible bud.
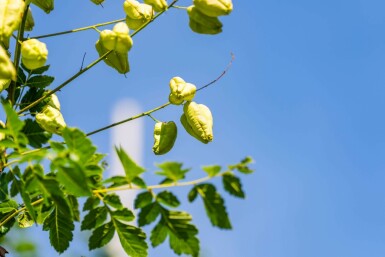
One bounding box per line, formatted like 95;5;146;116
0;46;16;83
95;40;130;74
31;0;54;14
35;106;66;135
24;8;35;31
193;0;233;17
169;77;196;105
144;0;168;12
21;39;48;70
187;6;222;35
100;22;133;54
181;101;213;144
152;121;177;155
123;0;153;30
0;0;25;46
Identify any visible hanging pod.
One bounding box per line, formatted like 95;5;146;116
144;0;168;12
95;39;130;74
21;39;48;70
187;6;222;35
24;8;35;31
193;0;233;17
180;101;213;144
30;0;54;14
0;46;16;90
35;106;66;135
169;77;196;105
99;22;133;54
123;0;153;30
0;0;25;48
152;121;177;155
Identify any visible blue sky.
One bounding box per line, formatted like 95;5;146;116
8;0;385;256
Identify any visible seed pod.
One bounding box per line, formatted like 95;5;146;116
100;22;133;54
168;77;196;105
0;46;16;82
152;121;177;155
42;91;60;110
31;0;54;14
181;101;213;144
187;6;222;35
90;0;105;5
0;79;11;93
0;0;25;47
24;8;35;31
21;39;48;70
35;106;66;135
193;0;233;17
95;40;130;74
0;120;5;141
144;0;168;12
123;0;153;30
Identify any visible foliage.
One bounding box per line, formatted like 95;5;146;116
0;0;254;256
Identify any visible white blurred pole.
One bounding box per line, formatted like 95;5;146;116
107;99;144;257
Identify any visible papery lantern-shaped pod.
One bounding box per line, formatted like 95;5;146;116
0;46;16;85
180;101;213;144
152;121;177;155
35;106;66;135
90;0;105;5
0;0;25;48
144;0;167;12
193;0;232;17
21;39;48;70
100;22;133;54
123;0;154;30
187;6;222;35
95;40;130;74
168;77;196;105
24;8;35;31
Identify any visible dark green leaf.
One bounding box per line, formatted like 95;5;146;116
188;187;198;202
115;146;145;182
132;176;147;188
62;128;97;163
155;161;190;182
12;178;37;222
67;195;80;222
26;75;54;88
112;219;148;257
103;175;129;187
149;220;168;247
81;206;108;231
43;206;74;253
195;183;232;229
19;88;48;114
104;194;123;209
222;173;245;198
156;191;180;208
83;196;100;211
2;101;27;148
111;208;135;222
202;165;221;177
134;191;153;209
0;199;18;213
23;64;50;75
138;202;161;226
89;221;115;250
22;119;52;148
56;163;91;197
0;211;16;237
229;156;254;174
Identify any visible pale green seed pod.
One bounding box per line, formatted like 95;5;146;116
21;39;48;70
35;106;66;135
152;121;177;155
0;46;16;83
181;101;213;144
95;40;130;74
100;22;133;54
193;0;232;17
31;0;54;14
144;0;167;12
0;0;25;47
187;6;222;35
90;0;105;5
123;0;153;30
0;120;5;142
24;8;35;31
42;91;60;110
169;77;196;105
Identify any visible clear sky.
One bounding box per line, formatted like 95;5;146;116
10;0;385;257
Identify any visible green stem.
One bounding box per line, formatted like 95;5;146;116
93;171;226;194
31;18;126;39
17;50;113;115
7;4;30;106
17;0;179;115
0;198;43;227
